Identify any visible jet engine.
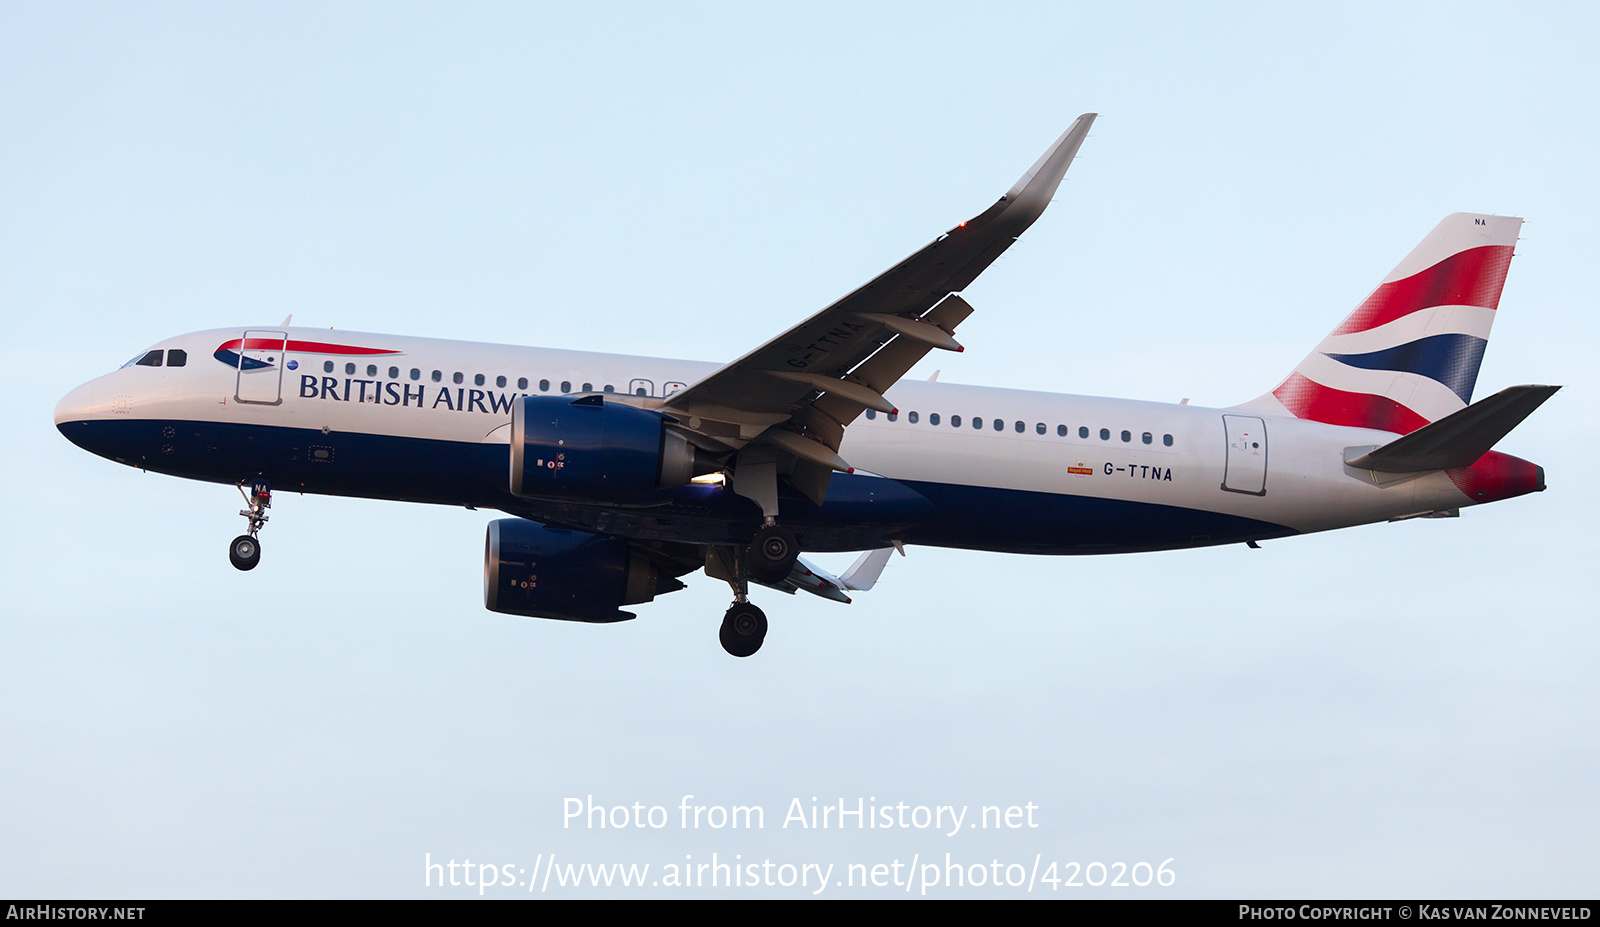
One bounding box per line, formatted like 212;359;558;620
484;518;684;623
509;395;703;502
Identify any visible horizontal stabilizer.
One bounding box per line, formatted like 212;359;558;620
1344;384;1560;472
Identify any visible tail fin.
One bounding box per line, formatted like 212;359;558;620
1243;213;1521;434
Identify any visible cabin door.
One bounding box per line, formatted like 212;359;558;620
1221;414;1268;495
234;330;288;405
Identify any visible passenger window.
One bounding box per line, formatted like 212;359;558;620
604;385;614;393
909;411;919;423
887;412;898;422
167;349;187;367
1163;434;1173;447
366;364;377;377
1079;426;1089;439
1057;425;1067;436
950;415;961;428
1121;430;1131;442
561;381;571;393
388;367;398;379
453;372;464;385
431;370;442;382
1099;428;1110;440
346;363;356;375
866;410;877;420
1035;422;1045;435
475;374;486;386
930;413;940;426
1142;432;1152;445
323;361;334;373
994;419;1004;432
534;379;545;391
582;382;592;392
496;375;506;387
1014;421;1024;433
410;368;421;381
975;417;985;430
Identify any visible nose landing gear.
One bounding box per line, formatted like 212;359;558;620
230;479;271;572
229;534;261;571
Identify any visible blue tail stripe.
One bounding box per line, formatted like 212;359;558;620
1324;333;1487;403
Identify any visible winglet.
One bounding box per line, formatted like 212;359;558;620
840;548;894;592
1003;114;1097;215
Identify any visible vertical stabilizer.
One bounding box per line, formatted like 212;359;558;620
1242;213;1521;434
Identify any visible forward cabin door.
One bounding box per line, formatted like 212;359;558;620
1221;414;1268;495
234;330;288;405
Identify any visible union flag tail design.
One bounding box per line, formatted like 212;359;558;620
1244;213;1521;435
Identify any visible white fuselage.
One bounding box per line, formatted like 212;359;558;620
56;326;1479;553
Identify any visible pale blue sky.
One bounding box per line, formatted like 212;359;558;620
2;2;1595;897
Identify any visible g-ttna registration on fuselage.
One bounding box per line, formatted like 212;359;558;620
55;115;1559;657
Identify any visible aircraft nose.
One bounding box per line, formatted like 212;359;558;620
54;381;96;428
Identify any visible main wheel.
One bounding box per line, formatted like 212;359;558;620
719;603;768;658
229;535;261;571
747;525;799;584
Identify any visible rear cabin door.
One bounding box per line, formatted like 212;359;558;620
1221;414;1268;495
234;330;288;405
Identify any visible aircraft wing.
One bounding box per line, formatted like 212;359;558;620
662;114;1096;501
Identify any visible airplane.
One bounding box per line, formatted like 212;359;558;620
53;113;1559;657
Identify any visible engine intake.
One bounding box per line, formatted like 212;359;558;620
484;518;683;623
509;395;701;502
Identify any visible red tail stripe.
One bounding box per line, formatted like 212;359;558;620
1273;373;1430;435
1445;450;1542;503
1332;245;1513;336
218;338;401;355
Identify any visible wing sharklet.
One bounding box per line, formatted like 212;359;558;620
840;548;894;592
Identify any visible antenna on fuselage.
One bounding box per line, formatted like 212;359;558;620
280;314;293;326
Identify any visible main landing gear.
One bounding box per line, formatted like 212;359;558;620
230;478;271;571
720;601;768;658
708;536;789;658
747;523;799;584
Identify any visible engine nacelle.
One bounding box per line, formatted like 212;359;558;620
509;395;700;502
484;518;682;623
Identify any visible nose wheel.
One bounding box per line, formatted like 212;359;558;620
719;602;768;658
230;478;272;572
229;534;261;571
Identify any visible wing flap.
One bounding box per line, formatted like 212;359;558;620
663;115;1096;425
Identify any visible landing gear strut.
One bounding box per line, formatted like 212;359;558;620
707;544;772;657
720;601;768;658
230;478;271;572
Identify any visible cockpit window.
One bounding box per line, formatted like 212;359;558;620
167;349;187;367
134;350;163;368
